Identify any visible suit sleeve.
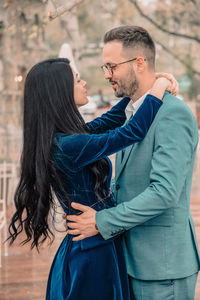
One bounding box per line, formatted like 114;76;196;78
58;95;162;170
86;97;130;133
96;104;199;239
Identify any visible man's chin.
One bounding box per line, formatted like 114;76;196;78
115;91;125;98
111;86;125;98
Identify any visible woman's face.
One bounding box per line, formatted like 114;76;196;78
72;69;88;107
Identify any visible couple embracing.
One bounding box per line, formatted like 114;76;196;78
9;25;200;300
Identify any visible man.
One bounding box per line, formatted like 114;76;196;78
67;26;200;299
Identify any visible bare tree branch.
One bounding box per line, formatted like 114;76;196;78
47;0;84;20
128;0;200;44
155;39;200;77
3;0;14;8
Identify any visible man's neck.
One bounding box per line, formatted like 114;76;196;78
131;73;156;103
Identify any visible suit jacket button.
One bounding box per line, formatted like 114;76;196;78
116;184;120;190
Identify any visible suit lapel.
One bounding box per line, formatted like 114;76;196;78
115;115;135;181
116;151;122;168
115;144;135;181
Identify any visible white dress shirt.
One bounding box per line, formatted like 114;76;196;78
125;92;149;119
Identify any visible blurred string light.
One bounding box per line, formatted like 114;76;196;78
14;66;27;83
14;75;23;82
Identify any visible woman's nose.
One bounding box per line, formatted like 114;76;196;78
82;80;87;87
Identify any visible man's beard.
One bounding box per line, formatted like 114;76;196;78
111;69;139;98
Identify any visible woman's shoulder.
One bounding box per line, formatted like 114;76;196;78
53;132;88;153
53;134;79;171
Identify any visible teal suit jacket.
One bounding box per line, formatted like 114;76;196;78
96;92;200;280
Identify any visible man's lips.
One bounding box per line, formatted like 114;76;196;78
110;81;118;88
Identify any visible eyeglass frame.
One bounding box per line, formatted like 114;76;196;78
101;57;147;76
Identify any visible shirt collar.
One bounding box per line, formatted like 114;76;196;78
125;91;149;118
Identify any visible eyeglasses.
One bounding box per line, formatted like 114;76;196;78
101;57;147;76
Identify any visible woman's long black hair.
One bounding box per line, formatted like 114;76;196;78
8;58;109;250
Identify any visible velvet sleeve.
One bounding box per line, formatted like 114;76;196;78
59;94;162;170
86;97;130;133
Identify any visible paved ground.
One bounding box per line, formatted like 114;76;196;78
1;200;200;300
1;169;200;300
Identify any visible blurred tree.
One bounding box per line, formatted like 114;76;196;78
0;0;48;161
129;0;200;43
0;0;84;161
128;0;200;78
126;0;200;120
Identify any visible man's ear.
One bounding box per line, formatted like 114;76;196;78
134;57;146;73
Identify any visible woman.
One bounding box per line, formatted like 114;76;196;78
8;58;175;300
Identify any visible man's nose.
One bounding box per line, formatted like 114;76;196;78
104;69;112;80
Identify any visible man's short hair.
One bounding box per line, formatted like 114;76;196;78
104;25;155;69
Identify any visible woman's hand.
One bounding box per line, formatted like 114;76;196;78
156;72;179;96
150;77;174;100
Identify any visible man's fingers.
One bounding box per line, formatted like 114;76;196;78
67;222;79;229
67;229;80;235
71;202;90;212
67;214;79;222
72;234;85;241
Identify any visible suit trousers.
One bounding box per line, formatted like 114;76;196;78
128;272;198;300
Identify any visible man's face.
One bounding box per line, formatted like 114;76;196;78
102;41;139;98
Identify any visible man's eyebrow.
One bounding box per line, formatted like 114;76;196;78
105;62;116;66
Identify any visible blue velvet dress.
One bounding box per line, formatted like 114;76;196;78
46;95;162;300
